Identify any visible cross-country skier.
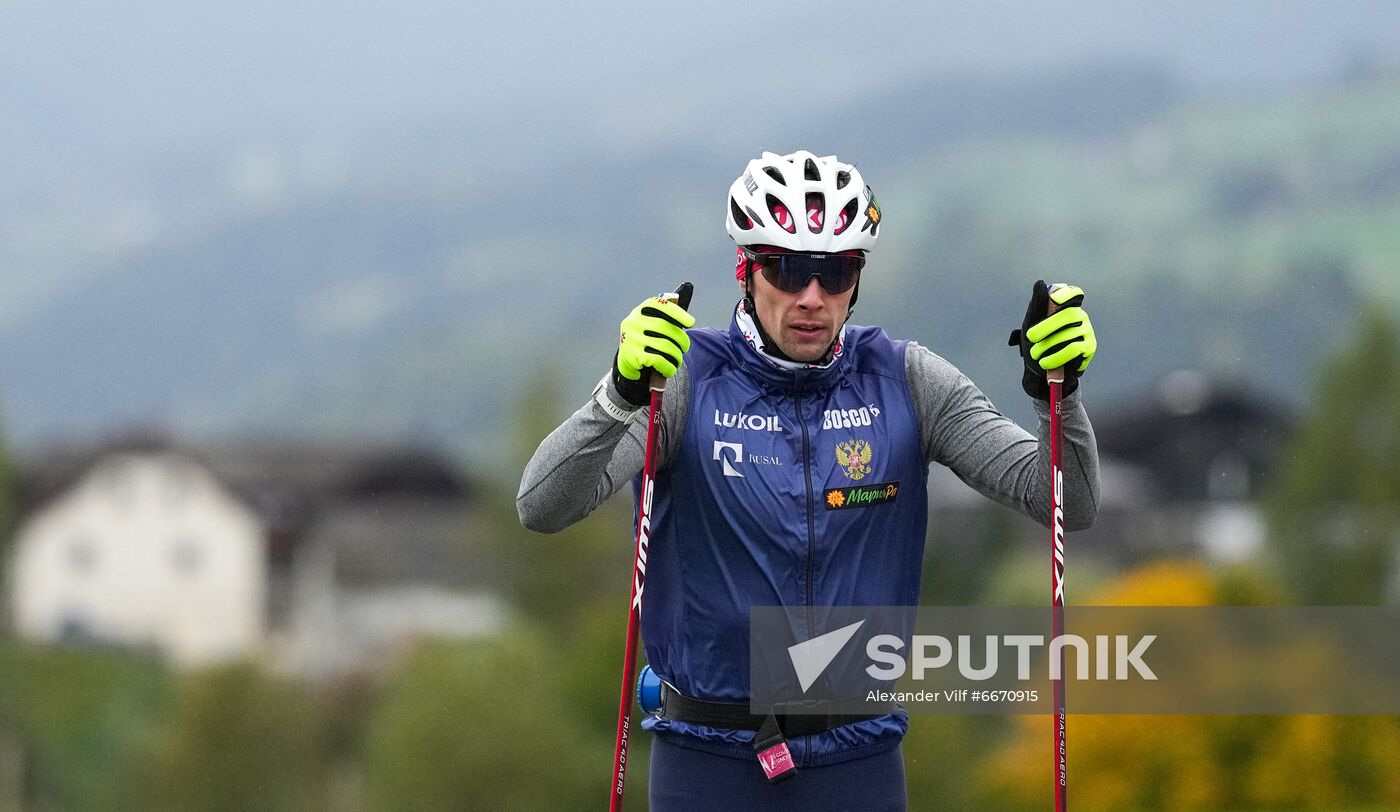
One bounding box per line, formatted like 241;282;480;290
518;149;1100;811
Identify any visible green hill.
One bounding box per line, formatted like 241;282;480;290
3;68;1399;467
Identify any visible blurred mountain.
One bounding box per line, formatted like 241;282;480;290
2;63;1398;464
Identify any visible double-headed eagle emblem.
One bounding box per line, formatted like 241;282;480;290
835;439;873;481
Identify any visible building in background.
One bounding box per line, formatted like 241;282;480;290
5;433;496;676
926;370;1293;570
1094;369;1293;562
9;449;265;666
285;497;504;679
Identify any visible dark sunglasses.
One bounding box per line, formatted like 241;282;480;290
742;248;864;295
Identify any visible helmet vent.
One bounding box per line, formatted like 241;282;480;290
834;197;858;235
730;198;754;230
836;170;851;190
762;166;787;185
804;158;820;181
767;195;796;233
806;192;825;233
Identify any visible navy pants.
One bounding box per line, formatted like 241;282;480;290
648;735;907;811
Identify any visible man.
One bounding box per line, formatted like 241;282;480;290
518;149;1099;810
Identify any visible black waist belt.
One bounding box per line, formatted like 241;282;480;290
658;683;895;737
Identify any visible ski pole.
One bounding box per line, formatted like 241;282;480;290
1046;288;1068;812
610;282;692;812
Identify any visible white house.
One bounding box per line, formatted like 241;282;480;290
8;451;266;667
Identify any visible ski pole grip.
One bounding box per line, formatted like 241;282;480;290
650;282;694;391
1045;284;1066;385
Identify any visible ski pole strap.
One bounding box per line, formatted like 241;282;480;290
657;683;895;737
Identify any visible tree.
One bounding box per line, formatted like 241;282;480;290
1265;306;1400;603
481;368;639;636
0;644;170;811
134;663;329;812
979;562;1400;810
0;422;16;541
0;417;20;629
360;632;604;811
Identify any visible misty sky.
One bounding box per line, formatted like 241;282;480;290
4;0;1400;174
2;0;1400;452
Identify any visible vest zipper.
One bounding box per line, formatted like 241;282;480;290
796;383;817;766
796;386;816;630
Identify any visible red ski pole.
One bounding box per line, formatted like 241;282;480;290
1046;292;1068;812
610;283;691;812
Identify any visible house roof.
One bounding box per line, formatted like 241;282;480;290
20;431;468;509
300;497;482;590
16;430;474;566
1094;370;1292;503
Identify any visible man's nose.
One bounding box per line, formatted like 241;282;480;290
795;276;825;308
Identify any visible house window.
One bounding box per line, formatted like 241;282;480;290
171;538;203;576
67;534;98;574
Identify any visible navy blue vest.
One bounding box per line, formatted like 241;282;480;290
639;311;928;764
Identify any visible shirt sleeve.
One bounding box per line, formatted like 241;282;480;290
905;342;1099;530
516;365;690;533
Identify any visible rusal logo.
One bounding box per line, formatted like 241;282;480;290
713;441;745;478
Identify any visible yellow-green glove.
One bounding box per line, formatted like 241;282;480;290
1008;280;1096;400
612;284;695;406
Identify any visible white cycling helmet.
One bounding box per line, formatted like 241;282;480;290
726;150;880;253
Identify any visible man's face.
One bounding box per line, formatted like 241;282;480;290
740;261;856;362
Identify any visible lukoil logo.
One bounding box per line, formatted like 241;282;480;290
714;409;783;432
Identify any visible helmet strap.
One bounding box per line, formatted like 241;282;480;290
743;268;797;363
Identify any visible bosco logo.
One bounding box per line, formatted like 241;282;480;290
823;404;880;430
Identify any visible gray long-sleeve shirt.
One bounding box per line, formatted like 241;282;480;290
518;340;1098;534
